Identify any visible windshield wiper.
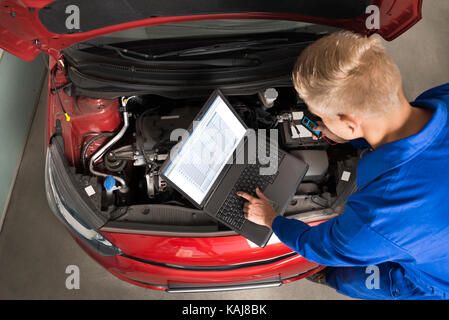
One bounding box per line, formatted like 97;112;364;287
151;38;314;59
78;43;260;68
83;38;313;62
82;43;153;62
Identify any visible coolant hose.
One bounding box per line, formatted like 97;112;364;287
89;97;134;191
81;132;115;173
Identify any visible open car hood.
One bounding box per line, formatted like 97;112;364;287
0;0;422;61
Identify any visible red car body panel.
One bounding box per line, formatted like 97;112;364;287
2;0;423;291
73;227;325;290
93;221;326;289
46;61;122;164
0;0;422;61
101;232;294;267
99;219;325;267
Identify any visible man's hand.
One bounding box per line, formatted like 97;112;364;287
237;188;279;229
312;121;348;144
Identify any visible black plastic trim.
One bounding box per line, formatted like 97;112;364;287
282;265;322;281
66;65;293;99
121;251;297;271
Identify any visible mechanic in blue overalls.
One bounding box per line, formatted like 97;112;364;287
238;31;449;300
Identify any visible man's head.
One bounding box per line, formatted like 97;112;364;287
292;31;403;141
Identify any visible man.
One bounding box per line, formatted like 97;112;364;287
237;31;449;300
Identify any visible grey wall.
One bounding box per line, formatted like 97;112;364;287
0;51;45;229
381;3;449;100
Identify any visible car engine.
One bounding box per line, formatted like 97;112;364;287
80;88;359;218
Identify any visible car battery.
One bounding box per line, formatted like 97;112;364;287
278;111;328;149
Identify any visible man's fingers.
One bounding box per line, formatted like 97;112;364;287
238;189;270;203
237;191;256;202
314;122;327;134
243;202;249;218
255;188;269;201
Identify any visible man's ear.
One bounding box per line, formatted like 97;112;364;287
338;114;360;134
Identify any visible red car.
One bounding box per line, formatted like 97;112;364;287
0;0;422;293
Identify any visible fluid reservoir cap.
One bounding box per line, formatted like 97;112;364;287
260;88;278;108
104;175;116;191
264;88;278;100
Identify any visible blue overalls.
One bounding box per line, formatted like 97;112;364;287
272;83;449;299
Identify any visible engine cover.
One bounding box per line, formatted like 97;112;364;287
290;150;329;183
136;106;200;152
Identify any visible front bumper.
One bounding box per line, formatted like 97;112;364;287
45;136;324;291
74;233;324;292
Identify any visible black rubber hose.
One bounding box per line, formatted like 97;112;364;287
81;132;115;173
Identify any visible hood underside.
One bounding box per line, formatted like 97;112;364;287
0;0;422;61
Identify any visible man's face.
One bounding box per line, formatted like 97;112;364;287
309;107;362;141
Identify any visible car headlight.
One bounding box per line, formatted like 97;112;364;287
45;141;121;256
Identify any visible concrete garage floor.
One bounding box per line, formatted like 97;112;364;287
0;1;448;300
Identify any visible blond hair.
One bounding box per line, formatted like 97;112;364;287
292;31;402;118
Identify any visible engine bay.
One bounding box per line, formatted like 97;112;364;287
70;87;359;229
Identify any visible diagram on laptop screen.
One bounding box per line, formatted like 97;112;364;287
164;96;246;205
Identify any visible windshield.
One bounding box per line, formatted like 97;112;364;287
85;19;337;45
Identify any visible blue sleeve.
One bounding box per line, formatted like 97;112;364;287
271;194;410;267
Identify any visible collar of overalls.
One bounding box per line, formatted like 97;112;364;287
356;95;448;189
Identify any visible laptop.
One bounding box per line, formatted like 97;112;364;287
160;90;309;247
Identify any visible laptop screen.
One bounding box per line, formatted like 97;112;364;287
163;94;247;206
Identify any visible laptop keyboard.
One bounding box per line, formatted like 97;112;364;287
216;151;285;230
